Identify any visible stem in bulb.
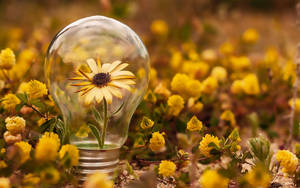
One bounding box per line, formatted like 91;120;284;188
101;98;108;148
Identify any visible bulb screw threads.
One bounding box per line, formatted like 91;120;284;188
77;147;120;182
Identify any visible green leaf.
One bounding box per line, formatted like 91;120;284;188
111;102;124;116
40;118;56;133
16;93;28;103
88;123;102;149
15;103;25;112
208;142;219;149
91;107;103;124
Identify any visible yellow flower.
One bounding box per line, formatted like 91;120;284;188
140;116;154;130
242;74;260;95
40;167;60;184
171;73;202;98
220;110;236;126
167;95;184;116
244;166;271;188
0;161;7;168
199;169;229;188
230;56;251;70
5;116;25;135
59;144;79;167
187;116;203;132
276;150;298;174
242;28;259;44
1;94;20;111
171;73;190;94
288;98;300;113
23;173;40;185
170;51;182;70
211;66;227;82
15;141;32;164
149;132;165;152
201;76;218;94
282;60;296;82
37;118;46;127
158;160;176;177
75;125;91;138
0;177;10;188
84;172;113;188
3;131;21;145
182;61;209;78
22;80;48;99
263;48;278;66
35;132;60;162
151;19;168;36
231;80;244;94
188;99;204;114
144;90;157;103
201;49;217;62
219;41;234;55
154;83;171;98
70;58;135;105
199;134;220;157
0;48;16;69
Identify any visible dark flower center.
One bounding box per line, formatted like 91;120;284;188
92;72;111;87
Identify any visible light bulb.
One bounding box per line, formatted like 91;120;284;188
45;16;149;180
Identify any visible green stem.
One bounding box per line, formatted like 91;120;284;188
101;98;108;149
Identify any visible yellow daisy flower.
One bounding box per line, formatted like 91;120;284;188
70;58;135;105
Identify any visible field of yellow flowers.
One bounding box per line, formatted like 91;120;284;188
1;0;300;187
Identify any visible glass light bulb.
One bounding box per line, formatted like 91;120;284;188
45;16;149;179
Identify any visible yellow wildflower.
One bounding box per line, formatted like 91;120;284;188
201;49;217;62
199;134;220;157
151;19;168;36
244;166;271;188
40;167;60;184
186;79;202;98
1;94;20;111
201;76;218;94
219;41;234;55
188;99;204;114
220;110;236;126
0;177;10;188
0;148;5;154
140;116;154;130
0;161;7;168
231;80;244;94
170;50;182;70
3;131;21;145
182;61;209;78
264;48;279;66
144;90;157;103
211;66;227;82
282;60;296;82
158;160;176;177
154;83;171;98
75;125;90;138
171;73;190;94
59;144;79;167
23;80;48;99
188;50;200;61
186;116;203;132
230;56;251;70
84;172;113;188
15;141;32;164
149;132;165;152
167;95;184;116
276;150;298;174
23;173;40;185
242;74;260;95
35;132;60;162
37;118;46;127
242;28;259;44
5;116;25;135
0;48;16;69
288;98;300;113
199;169;229;188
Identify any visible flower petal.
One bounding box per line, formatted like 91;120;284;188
102;87;113;104
87;58;99;74
111;70;135;77
109;81;131;91
112;63;129;73
107;86;122;99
